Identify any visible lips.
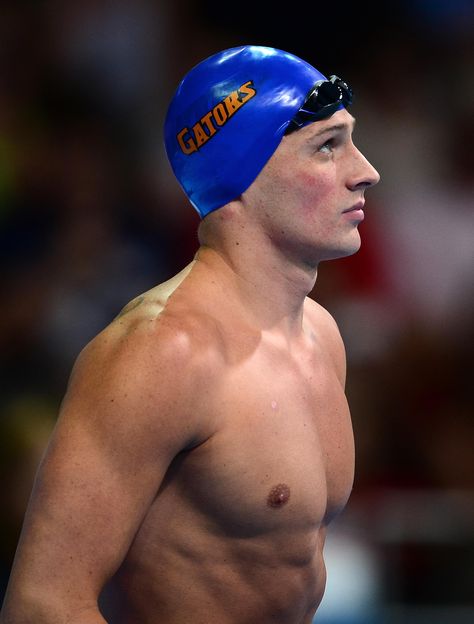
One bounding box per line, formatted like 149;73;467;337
342;200;365;223
342;200;365;213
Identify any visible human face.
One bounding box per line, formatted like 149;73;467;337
241;109;380;266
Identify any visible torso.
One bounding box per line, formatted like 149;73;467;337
100;260;355;624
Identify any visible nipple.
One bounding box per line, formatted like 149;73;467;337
267;483;290;508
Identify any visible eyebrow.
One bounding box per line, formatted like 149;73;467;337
311;117;356;138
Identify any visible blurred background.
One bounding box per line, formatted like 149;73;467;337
0;0;473;621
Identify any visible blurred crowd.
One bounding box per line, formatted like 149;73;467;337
0;0;473;619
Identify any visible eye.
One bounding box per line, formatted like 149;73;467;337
318;138;335;154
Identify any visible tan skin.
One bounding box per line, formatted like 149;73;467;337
1;109;379;623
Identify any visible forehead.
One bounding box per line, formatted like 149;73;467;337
250;108;355;183
290;108;356;144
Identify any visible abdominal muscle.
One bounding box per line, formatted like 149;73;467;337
103;514;328;624
102;409;337;622
99;351;350;623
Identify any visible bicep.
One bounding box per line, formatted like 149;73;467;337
6;332;198;608
8;405;168;608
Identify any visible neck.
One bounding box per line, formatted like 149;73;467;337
195;223;319;336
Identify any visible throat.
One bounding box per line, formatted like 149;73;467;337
195;246;318;331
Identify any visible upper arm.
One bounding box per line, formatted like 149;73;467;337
3;320;211;615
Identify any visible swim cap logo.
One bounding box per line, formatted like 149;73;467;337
177;80;256;155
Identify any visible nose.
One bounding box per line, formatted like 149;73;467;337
347;145;380;191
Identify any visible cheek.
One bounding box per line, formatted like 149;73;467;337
291;169;335;214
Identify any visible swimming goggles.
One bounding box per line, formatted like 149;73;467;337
285;75;353;134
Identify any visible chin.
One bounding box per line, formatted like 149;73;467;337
342;240;362;257
321;234;362;262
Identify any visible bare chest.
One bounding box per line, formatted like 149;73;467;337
176;350;355;535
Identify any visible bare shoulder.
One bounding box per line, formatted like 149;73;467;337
111;261;197;323
304;297;343;337
304;297;347;386
83;260;221;385
64;275;224;451
0;271;225;614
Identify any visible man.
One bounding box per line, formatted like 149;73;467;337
1;45;379;623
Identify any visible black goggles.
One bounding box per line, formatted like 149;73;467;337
285;75;353;135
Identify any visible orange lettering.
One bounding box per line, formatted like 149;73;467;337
239;80;256;103
177;128;198;154
177;80;256;156
213;103;228;126
201;111;217;136
192;122;209;147
224;90;244;116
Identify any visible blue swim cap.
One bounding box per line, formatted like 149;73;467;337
164;45;348;218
